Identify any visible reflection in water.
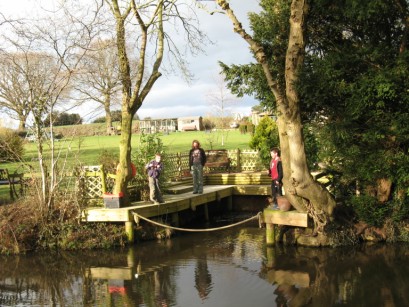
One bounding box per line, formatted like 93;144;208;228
0;228;409;306
194;257;212;301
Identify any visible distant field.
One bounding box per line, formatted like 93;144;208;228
13;129;252;169
0;129;252;201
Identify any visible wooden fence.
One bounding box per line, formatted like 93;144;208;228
76;149;264;202
164;149;264;179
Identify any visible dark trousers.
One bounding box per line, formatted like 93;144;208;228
148;176;163;202
271;181;282;205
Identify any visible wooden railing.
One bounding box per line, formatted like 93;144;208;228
164;149;264;179
75;149;264;204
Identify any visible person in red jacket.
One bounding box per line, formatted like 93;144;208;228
269;147;283;209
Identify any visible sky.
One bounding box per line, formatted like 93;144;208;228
0;0;260;126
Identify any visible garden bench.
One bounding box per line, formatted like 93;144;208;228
0;168;25;200
205;149;231;173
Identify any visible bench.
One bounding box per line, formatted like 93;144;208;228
205;149;231;173
0;168;25;200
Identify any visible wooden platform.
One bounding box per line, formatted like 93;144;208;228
81;171;314;245
81;184;266;223
262;208;308;227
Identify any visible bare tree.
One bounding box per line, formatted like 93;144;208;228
206;72;237;146
0;52;33;130
0;0;102;210
73;38;122;134
215;0;336;236
106;0;208;201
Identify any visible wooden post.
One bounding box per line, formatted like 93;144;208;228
127;247;135;267
100;165;107;194
266;246;276;268
236;148;241;172
125;221;134;243
204;204;209;221
266;223;275;245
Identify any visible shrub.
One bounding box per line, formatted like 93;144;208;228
0;127;24;161
348;195;391;227
202;118;216;130
249;116;279;168
132;132;166;201
97;149;119;174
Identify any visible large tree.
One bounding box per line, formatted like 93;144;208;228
106;0;207;200
216;0;336;238
218;0;409;239
298;1;409;212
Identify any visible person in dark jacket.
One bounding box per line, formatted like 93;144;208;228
269;147;283;209
189;140;207;194
145;153;164;205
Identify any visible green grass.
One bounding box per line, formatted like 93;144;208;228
4;129;252;171
0;129;252;202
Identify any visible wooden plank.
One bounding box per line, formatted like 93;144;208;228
90;267;133;280
164;185;193;194
191;193;217;207
263;209;308;227
82;208;132;222
136;199;191;217
216;186;234;199
233;185;270;195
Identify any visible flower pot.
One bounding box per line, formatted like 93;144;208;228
276;196;292;211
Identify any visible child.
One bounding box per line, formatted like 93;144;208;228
269;147;283;209
145;153;164;205
189;140;206;194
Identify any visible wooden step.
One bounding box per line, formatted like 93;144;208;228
164;184;193;194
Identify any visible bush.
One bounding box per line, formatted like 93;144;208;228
202;118;216;130
348;195;391;227
131;132;166;201
97;150;119;174
249;116;279;168
0;127;24;161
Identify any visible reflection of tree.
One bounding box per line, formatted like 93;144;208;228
131;266;177;307
261;245;409;307
194;257;213;300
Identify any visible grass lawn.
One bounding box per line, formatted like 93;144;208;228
4;129;252;172
0;128;252;203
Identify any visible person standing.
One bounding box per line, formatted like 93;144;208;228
269;147;283;209
146;153;164;205
189;140;207;194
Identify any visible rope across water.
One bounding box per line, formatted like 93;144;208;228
132;211;263;232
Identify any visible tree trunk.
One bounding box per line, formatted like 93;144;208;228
217;0;336;232
104;92;113;135
280;0;335;227
18;114;26;131
113;104;133;204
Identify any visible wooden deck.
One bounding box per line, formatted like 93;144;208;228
81;172;314;244
81;184;268;223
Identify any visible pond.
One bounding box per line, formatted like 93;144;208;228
0;224;409;306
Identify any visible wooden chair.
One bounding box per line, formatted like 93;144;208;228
0;168;25;200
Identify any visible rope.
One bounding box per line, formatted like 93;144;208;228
132;211;263;232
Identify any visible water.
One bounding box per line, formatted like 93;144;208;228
1;226;409;306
